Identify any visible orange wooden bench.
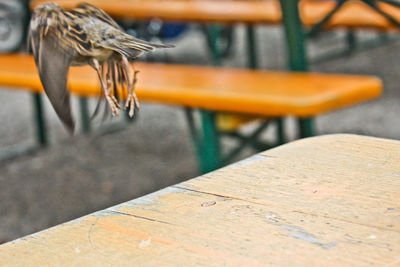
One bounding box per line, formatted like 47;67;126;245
31;0;400;31
29;0;398;131
0;54;382;172
30;1;400;69
0;54;382;117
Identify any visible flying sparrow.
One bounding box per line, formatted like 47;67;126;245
28;2;173;132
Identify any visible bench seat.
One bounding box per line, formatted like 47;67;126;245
32;0;400;31
0;53;382;172
0;54;381;118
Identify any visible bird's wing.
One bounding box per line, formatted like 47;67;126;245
28;6;78;132
71;3;174;60
72;3;122;30
95;26;174;60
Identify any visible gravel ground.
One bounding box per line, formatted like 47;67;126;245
0;25;399;243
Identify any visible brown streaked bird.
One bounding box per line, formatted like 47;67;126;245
28;2;173;132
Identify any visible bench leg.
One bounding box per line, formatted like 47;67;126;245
345;31;356;55
280;0;308;72
298;117;315;138
185;108;204;166
281;0;314;140
79;97;91;134
32;92;47;146
220;122;271;165
184;108;220;173
246;25;258;69
276;118;286;144
208;25;222;66
204;25;222;171
200;110;220;173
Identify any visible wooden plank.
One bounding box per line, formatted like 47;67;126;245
31;0;400;31
31;0;282;24
183;134;400;231
301;1;400;31
0;54;382;117
0;134;399;266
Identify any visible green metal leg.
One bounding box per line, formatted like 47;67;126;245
306;0;345;38
298;118;314;138
345;31;356;55
221;122;271;165
280;0;308;72
206;25;222;172
32;92;47;146
199;110;220;173
79;97;91;134
281;0;315;140
276;118;286;144
187;25;221;172
208;25;222;66
184;109;220;173
184;108;204;166
246;25;258;69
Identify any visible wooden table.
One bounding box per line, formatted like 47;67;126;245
1;134;399;266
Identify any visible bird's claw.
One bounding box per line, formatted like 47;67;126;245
106;95;120;116
125;92;140;118
111;95;121;109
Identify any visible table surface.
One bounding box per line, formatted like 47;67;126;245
0;134;399;266
31;0;400;30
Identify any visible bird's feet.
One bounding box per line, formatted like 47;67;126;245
106;94;121;116
125;92;139;118
125;70;140;117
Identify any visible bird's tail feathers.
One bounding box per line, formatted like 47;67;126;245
124;36;174;51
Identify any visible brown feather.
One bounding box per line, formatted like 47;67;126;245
28;2;173;132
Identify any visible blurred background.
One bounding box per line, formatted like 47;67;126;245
0;0;399;243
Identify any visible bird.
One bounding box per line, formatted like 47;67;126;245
28;2;173;132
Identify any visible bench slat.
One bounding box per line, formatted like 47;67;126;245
31;0;282;24
0;54;381;117
31;0;400;30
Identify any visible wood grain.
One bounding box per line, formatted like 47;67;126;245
0;134;399;266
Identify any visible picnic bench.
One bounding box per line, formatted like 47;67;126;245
30;0;400;31
29;0;399;131
0;54;381;172
0;134;399;266
30;0;400;66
